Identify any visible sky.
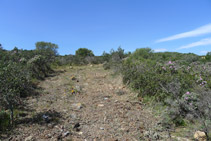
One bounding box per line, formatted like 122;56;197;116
0;0;211;56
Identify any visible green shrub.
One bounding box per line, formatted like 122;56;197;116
121;48;211;136
27;55;52;79
76;48;94;58
0;110;10;131
0;62;34;124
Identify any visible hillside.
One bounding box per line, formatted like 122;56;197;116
1;65;172;140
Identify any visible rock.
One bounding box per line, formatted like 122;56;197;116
143;131;150;137
42;114;52;123
152;132;161;140
98;104;104;107
47;134;52;138
78;132;83;135
75;85;82;91
100;127;104;130
194;131;207;141
71;76;76;80
57;133;62;140
143;130;161;140
73;123;80;129
72;103;83;110
62;131;70;137
73;123;81;131
70;113;77;119
25;135;33;141
69;66;73;69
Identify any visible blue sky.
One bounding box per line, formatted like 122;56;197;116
0;0;211;55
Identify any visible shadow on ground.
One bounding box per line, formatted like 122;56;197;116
17;110;63;126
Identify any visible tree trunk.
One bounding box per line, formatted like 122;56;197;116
10;106;14;126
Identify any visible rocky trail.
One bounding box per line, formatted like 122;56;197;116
2;65;176;141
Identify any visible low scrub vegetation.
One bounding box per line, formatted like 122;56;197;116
1;41;210;139
55;48;104;66
0;42;57;130
118;48;211;139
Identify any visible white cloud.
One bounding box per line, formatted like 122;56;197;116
154;48;167;52
177;38;211;50
200;51;208;54
156;23;211;43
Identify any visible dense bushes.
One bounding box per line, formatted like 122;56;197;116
0;42;57;130
55;48;106;66
0;62;33;126
55;54;104;66
75;48;94;57
119;48;211;138
102;47;130;71
27;55;53;79
122;59;198;101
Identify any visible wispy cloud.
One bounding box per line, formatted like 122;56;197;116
177;38;211;50
154;48;167;52
156;23;211;43
200;51;208;54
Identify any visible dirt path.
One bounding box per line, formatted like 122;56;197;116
4;65;167;141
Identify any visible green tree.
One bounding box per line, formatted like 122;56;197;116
102;51;110;62
35;41;58;62
205;52;211;61
75;48;94;58
0;44;2;50
0;63;33;125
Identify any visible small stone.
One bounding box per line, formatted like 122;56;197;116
143;131;150;137
78;132;83;135
100;127;104;130
98;104;104;107
75;85;81;91
62;131;70;137
72;103;83;110
73;123;80;129
70;113;77;119
47;134;52;138
25;136;33;141
104;97;108;100
71;76;76;80
194;131;207;141
152;132;160;140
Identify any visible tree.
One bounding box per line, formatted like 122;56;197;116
75;48;94;58
102;51;110;62
0;63;33;125
35;41;58;62
116;46;125;59
205;52;211;61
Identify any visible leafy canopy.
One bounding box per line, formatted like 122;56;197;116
75;48;94;58
35;41;58;57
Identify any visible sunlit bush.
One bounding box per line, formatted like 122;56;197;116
0;62;33;124
27;55;52;79
121;48;211;137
